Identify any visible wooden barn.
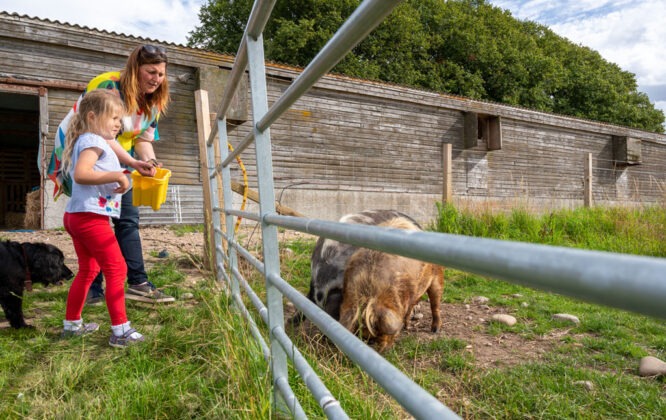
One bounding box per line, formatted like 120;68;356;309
1;12;665;229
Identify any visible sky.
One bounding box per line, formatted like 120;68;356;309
1;0;664;116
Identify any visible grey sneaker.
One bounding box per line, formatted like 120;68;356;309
109;328;145;348
125;282;175;303
61;322;99;338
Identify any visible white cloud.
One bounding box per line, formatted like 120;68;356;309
0;0;206;44
490;0;666;115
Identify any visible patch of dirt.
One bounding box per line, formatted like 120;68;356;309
410;300;554;369
286;298;563;370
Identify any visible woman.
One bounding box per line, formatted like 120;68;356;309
48;44;175;304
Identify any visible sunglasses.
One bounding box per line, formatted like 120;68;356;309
140;45;167;58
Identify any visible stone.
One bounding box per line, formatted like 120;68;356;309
491;314;517;326
639;356;666;377
573;380;594;391
473;296;489;304
282;248;294;257
552;313;580;324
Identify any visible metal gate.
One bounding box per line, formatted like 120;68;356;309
200;1;666;418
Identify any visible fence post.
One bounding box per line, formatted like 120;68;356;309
246;33;289;414
584;152;593;207
194;90;216;270
442;143;452;204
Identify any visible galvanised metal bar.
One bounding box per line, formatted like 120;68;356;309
208;0;278;145
216;115;241;299
265;214;666;320
226;209;260;222
214;244;227;276
220;131;253;170
229;240;265;275
272;326;348;420
256;0;403;133
245;33;290;414
266;273;460;419
231;291;270;361
231;265;268;324
274;376;307;420
218;266;230;285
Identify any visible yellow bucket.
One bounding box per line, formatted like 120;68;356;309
131;168;171;211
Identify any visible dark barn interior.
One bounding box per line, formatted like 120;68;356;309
0;92;41;229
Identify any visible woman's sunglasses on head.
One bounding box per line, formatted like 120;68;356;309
140;45;167;60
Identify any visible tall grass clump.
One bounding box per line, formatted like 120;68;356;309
433;202;666;257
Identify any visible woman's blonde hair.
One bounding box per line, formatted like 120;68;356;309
60;89;125;175
120;44;170;119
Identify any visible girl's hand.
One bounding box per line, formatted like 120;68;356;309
114;173;130;193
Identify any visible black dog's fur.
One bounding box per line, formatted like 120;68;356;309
0;240;73;328
290;210;421;325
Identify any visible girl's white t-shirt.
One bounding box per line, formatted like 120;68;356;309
65;132;123;218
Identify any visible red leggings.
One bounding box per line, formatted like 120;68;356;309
64;212;128;325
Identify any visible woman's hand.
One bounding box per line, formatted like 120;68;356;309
132;159;157;177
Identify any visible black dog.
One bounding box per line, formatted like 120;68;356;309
0;240;74;328
291;210;421;325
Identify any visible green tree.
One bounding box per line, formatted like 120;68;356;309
188;0;665;133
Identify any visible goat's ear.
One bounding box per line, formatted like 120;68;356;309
377;307;402;336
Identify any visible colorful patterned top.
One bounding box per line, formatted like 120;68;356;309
47;71;161;200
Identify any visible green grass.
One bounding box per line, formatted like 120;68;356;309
0;261;273;418
2;207;666;418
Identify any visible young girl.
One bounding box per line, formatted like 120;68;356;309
60;89;144;348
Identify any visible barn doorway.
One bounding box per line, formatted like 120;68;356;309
0;89;42;230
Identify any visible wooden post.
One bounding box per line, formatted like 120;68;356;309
194;90;217;270
38;87;49;229
442;143;452;204
584;152;593;207
230;180;305;217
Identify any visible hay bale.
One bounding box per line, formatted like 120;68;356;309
24;189;41;229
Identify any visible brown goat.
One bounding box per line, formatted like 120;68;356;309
339;217;444;352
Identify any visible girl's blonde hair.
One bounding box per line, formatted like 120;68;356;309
61;89;125;175
120;45;170;119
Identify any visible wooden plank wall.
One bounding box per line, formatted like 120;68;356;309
226;71;665;212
